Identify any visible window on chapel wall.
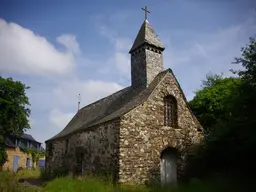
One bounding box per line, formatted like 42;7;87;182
164;95;178;127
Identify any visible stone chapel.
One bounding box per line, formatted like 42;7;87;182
45;10;203;185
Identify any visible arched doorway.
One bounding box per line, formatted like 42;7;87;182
160;147;178;186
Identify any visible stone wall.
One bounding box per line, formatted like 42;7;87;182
119;71;203;184
145;49;163;86
131;47;163;88
45;140;66;174
46;119;120;180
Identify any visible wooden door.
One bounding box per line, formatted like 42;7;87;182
160;149;177;185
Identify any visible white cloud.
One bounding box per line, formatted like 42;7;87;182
25;79;124;144
53;78;124;108
195;43;207;57
0;19;124;142
5;7;255;146
163;12;256;100
97;28;132;78
56;34;81;54
0;19;76;76
49;109;74;129
29;117;36;128
114;38;131;76
114;52;130;76
115;38;131;51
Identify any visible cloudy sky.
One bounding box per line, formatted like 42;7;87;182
0;0;255;145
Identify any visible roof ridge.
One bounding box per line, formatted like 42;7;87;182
146;69;170;100
129;20;164;53
46;86;131;142
167;68;204;131
78;86;130;112
46;71;168;142
8;133;41;143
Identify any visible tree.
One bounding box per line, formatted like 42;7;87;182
231;37;256;124
187;74;242;175
0;76;31;168
24;148;45;169
232;37;256;85
188;36;256;178
0;143;7;170
229;37;256;176
189;74;241;135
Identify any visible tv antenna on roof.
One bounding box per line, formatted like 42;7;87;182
77;93;81;111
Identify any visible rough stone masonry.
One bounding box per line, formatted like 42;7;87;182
45;16;203;185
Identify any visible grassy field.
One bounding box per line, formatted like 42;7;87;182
0;170;250;192
0;171;40;192
16;168;41;179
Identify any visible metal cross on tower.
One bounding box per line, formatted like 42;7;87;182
141;6;150;20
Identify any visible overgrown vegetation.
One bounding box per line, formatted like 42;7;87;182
0;76;31;168
23;148;45;169
0;171;40;192
0;142;7;170
16;168;41;179
0;170;246;192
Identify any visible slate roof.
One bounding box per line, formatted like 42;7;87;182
21;133;37;142
5;133;41;148
46;69;170;142
10;133;40;143
129;19;164;53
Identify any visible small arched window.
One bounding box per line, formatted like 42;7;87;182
164;95;178;127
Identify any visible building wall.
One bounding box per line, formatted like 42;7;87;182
119;71;204;184
145;49;163;87
45;140;66;174
131;47;163;88
46;119;120;180
3;147;45;171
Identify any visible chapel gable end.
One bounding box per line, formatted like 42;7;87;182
154;70;203;131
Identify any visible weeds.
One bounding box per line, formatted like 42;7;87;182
16;168;41;179
0;170;251;192
0;171;40;192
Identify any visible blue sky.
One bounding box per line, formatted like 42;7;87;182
0;0;255;145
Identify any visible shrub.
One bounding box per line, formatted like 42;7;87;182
52;166;69;178
39;168;48;181
17;167;24;173
0;142;7;169
0;171;39;192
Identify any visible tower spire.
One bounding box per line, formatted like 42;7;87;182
129;18;164;54
129;8;165;88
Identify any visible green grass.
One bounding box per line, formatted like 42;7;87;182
41;175;238;192
0;171;40;192
43;176;114;192
0;170;251;192
16;168;41;179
